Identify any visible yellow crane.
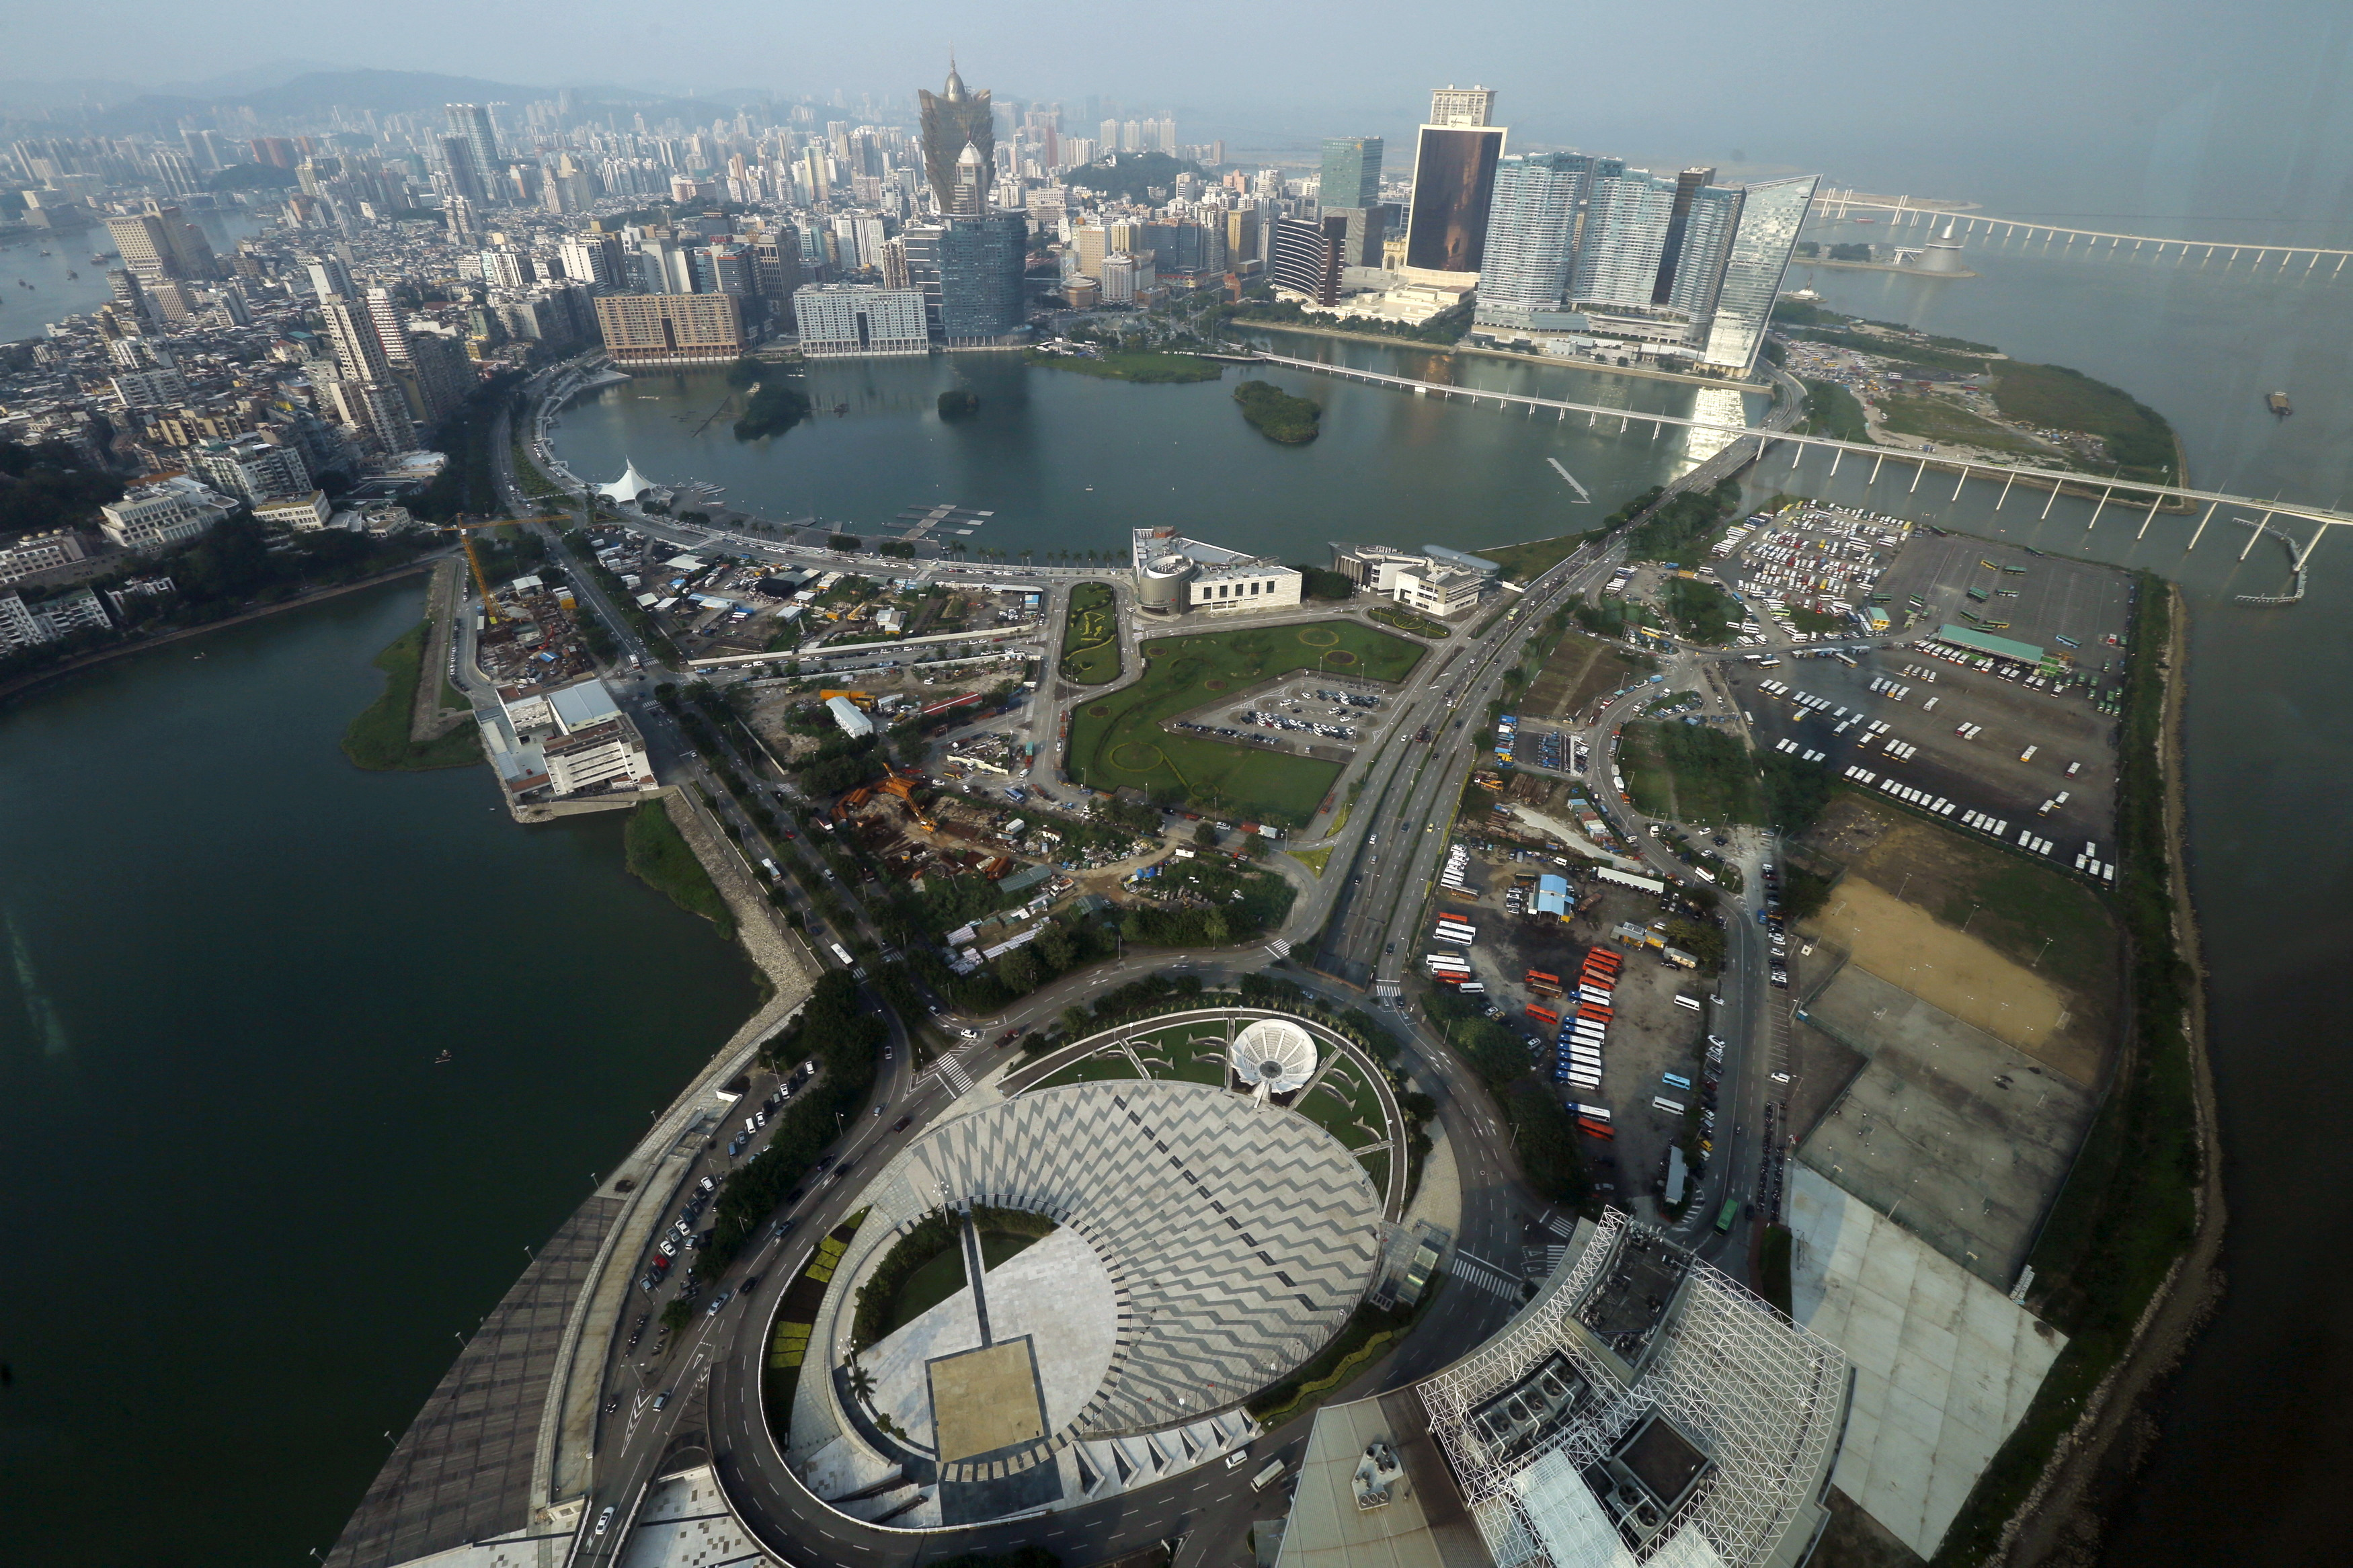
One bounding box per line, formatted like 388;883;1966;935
439;515;571;626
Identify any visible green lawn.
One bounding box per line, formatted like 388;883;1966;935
1989;362;2177;480
1620;720;1763;826
1799;378;1869;442
1476;532;1601;583
1061;581;1123;685
1066;621;1425;826
342;623;483;771
1166;1048;1230;1086
1297;1062;1386;1149
1367;602;1452;638
1876;393;2050;458
624;800;736;940
881;1241;970;1334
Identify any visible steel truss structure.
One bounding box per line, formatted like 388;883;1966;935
1421;1210;1849;1568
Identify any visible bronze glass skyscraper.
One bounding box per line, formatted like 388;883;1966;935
918;63;995;215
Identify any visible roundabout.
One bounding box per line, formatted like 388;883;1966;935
766;1010;1402;1530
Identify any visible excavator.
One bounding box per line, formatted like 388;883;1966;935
836;764;936;832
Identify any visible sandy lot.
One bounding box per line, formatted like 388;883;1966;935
1806;880;2099;1086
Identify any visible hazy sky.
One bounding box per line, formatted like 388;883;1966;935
13;0;2353;224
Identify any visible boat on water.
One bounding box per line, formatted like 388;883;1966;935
434;1049;453;1065
2266;391;2293;417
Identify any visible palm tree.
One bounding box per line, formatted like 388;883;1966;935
846;1361;875;1407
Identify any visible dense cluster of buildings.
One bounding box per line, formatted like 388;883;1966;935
0;70;1817;622
1262;87;1817;376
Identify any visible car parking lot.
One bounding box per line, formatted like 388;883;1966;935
1873;530;2137;656
1170;679;1388;761
1730;633;2121;862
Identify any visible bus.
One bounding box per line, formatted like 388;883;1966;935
1251;1459;1287;1492
1715;1199;1740;1234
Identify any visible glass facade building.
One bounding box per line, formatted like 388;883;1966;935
1570;164;1677;309
1269;216;1349;306
1700;175;1819;373
1665;185;1743;319
936;212;1029;341
1319;138;1384;210
1404;125;1507;276
1476;153;1593;313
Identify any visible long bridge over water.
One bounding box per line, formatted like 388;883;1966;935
1242;349;2353;569
1810;190;2353;274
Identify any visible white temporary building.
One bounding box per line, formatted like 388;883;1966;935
597;458;657;504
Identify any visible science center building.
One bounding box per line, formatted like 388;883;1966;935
784;1008;1850;1563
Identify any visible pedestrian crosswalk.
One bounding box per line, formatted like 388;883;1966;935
1522;1244;1567;1279
1542;1211;1576;1239
933;1052;974;1096
1265;939;1291;959
1450;1251;1526;1301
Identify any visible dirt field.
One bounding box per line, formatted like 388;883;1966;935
1522;630;1646;723
1806;880;2100;1085
1796;962;2097;1286
1797;792;2118;1079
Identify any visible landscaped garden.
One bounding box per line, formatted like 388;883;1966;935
1367;602;1453;638
1060;581;1123;684
1065;620;1425;825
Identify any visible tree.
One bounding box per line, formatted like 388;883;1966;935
660;1298;692;1336
1193;821;1222;847
996;946;1043;994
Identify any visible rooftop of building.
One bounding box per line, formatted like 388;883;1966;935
1130;526;1299;579
1277;1210;1847;1568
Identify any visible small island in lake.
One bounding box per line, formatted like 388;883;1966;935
1233;379;1322;444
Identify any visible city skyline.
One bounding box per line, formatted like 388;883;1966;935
0;15;2348;1568
6;0;2349;227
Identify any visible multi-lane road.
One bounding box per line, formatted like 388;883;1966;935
476;372;1793;1566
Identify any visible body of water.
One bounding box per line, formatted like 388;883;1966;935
1783;235;2352;1566
0;206;268;333
0;580;762;1566
3;200;2346;1563
562;243;2353;1563
549;344;1766;565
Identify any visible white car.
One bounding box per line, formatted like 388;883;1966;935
595;1505;616;1536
